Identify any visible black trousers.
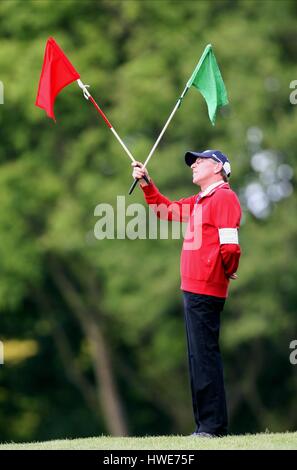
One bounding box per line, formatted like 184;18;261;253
183;291;228;436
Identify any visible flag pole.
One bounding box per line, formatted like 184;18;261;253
77;79;150;183
128;84;189;195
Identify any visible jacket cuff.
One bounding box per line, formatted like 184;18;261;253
141;179;159;196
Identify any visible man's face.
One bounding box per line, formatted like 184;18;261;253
191;157;222;185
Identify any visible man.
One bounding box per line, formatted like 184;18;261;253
132;149;242;437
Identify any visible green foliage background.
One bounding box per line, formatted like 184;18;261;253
0;0;297;440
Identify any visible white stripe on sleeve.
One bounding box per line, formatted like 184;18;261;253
218;228;239;244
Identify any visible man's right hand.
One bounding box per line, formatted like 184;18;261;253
131;161;151;187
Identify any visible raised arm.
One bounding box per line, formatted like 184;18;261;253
131;161;196;222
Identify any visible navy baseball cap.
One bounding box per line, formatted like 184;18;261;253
185;149;231;177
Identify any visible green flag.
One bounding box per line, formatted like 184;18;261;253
187;44;228;125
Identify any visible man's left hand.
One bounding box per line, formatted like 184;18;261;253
229;273;238;280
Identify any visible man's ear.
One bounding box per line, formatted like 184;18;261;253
214;162;223;174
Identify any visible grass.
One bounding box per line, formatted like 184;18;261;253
0;432;297;450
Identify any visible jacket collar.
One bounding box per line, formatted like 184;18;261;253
198;180;229;200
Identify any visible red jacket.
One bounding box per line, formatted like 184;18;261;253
142;180;242;298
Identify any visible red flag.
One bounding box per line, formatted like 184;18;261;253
35;37;80;120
